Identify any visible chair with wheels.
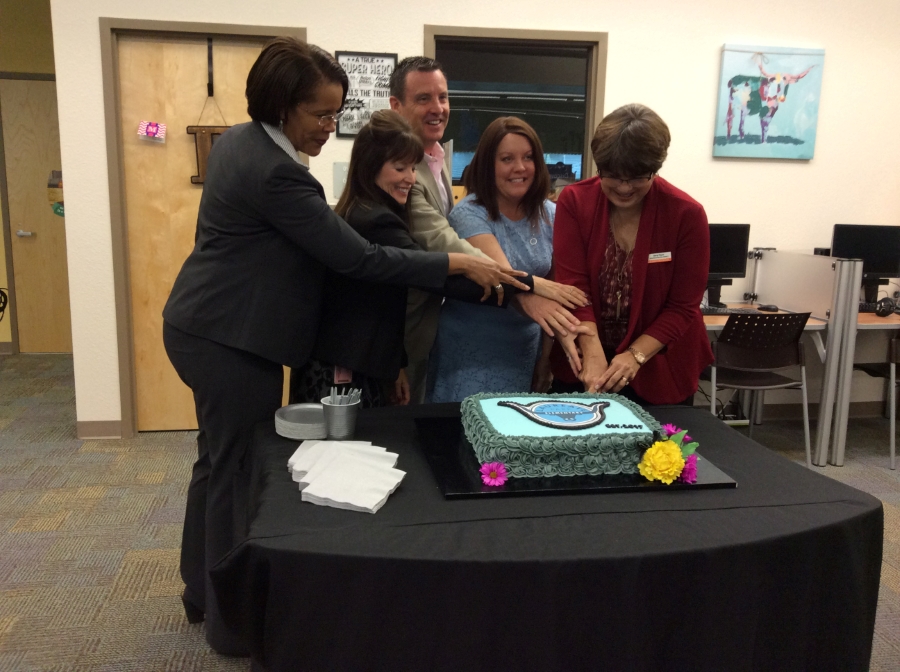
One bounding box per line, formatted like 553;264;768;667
852;338;899;470
707;312;812;467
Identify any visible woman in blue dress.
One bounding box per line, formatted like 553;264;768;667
428;117;586;401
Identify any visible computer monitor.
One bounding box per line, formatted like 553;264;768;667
706;224;751;307
831;224;900;303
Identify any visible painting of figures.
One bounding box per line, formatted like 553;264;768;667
713;45;825;160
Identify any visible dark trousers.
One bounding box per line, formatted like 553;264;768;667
163;322;283;656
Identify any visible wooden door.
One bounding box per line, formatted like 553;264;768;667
118;35;264;430
1;79;72;352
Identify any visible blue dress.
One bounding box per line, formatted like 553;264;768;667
427;195;555;402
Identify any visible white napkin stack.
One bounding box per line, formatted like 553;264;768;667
286;440;405;514
287;440;372;474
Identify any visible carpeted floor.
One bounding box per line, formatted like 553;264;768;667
0;354;898;670
0;355;248;671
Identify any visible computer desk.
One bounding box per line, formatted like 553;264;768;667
827;310;900;466
856;311;900;330
736;308;900;468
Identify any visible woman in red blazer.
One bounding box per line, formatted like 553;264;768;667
551;104;713;405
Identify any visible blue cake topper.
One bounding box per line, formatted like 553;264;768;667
497;399;611;430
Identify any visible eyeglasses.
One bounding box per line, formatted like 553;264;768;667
599;173;655;187
299;108;346;126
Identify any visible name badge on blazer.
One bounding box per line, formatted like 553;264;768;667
648;252;672;263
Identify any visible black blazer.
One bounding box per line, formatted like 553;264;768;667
310;192;533;381
163;122;447;367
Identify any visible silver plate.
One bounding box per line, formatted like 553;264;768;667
275;403;326;440
276;403;324;423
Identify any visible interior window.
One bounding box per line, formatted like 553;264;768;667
435;37;590;185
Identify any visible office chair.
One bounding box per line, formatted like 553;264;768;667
707;312;812;467
852;339;899;470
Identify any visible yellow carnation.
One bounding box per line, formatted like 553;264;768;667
638;440;685;485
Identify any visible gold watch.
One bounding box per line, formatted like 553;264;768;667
627;346;646;366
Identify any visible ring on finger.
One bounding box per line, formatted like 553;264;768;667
494;284;503;291
621;376;629;386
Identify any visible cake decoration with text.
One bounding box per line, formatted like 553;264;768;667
497;399;611;430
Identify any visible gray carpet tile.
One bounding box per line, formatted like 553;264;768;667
0;354;248;671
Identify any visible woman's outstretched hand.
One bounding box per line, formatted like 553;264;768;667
448;253;530;304
513;294;588;338
532;277;589;309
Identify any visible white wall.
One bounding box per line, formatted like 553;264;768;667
50;0;900;423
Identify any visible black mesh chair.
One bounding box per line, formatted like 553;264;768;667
708;312;812;467
852;339;899;470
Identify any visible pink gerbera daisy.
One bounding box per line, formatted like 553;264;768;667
480;462;508;486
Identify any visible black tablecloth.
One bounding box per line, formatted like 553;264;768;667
212;404;882;672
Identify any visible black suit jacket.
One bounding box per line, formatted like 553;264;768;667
163;122;447;367
311;193;532;381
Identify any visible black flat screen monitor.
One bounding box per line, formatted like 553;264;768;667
831;224;900;302
707;224;750;307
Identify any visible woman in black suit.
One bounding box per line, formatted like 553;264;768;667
161;38;523;656
290;110;545;407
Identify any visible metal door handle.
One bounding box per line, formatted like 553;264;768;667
16;230;33;237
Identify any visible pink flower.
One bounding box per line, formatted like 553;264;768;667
662;423;682;437
678;453;698;484
662;424;691;443
480;462;508;486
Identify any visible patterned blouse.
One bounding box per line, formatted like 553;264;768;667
597;227;633;349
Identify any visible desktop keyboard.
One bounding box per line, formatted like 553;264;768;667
700;306;760;316
858;302;877;314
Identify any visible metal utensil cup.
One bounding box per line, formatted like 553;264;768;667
320;396;361;440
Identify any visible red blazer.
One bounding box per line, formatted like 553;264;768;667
551;176;713;404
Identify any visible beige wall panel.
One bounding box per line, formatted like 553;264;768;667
1;79;71;352
119;35;262;430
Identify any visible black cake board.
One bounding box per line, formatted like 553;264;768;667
415;416;737;500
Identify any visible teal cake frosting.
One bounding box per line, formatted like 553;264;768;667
461;392;662;478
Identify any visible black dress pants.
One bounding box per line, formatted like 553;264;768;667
163;322;283;656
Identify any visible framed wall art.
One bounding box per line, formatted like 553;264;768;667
335;51;397;137
713;45;825;160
